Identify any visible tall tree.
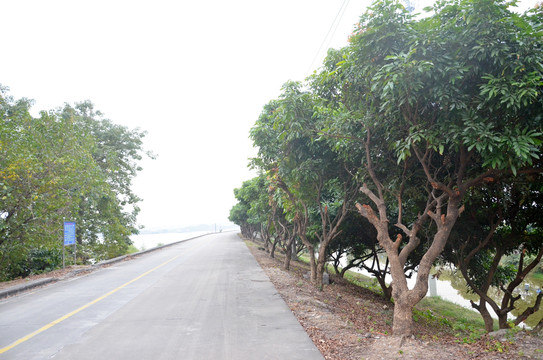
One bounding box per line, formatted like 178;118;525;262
59;102;152;260
251;81;360;289
0;89;98;278
335;0;543;337
0;87;152;278
229;175;270;241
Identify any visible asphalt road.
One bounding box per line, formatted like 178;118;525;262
0;232;323;360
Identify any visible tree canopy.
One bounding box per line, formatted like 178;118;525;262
0;86;152;280
230;0;543;338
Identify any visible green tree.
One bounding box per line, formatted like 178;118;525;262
443;174;543;331
229;175;271;241
334;0;543;337
0;88;98;278
0;87;152;279
59;102;152;261
251;81;360;289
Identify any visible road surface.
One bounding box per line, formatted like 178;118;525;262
0;232;323;359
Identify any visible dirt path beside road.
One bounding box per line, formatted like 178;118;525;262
244;239;543;360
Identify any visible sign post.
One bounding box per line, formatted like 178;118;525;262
63;221;76;268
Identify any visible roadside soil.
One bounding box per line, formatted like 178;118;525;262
244;238;543;360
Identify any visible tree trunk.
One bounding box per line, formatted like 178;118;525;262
261;224;270;252
392;297;415;337
284;246;292;270
388;269;428;337
270;238;278;258
339;263;357;278
315;235;334;290
316;247;325;290
498;312;510;330
283;235;295;271
376;275;392;302
386;225;452;337
249;225;257;241
316;259;325;290
482;306;495;333
297;225;317;284
291;237;297;261
264;236;270;252
477;299;495;332
307;244;317;283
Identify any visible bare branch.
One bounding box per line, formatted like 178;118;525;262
355;203;379;226
413;145;456;198
363;128;384;200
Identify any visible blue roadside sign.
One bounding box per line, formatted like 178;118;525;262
64;221;76;246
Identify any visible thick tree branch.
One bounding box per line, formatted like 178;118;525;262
462;221;501;278
364;128;385;201
514;292;543;326
395;160;409;229
412;145;455;199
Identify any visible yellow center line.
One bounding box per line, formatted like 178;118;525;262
0;254;182;355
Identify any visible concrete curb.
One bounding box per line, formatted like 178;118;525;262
0;277;58;299
92;232;213;267
0;231;226;300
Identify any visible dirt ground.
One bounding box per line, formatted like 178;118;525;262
244;239;543;360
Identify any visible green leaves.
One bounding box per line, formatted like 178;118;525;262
0;88;151;279
486;128;542;175
480;71;542;110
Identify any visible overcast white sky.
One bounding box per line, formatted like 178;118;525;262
1;0;538;231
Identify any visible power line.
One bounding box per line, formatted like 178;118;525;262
306;0;351;76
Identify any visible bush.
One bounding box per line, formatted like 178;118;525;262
27;247;62;274
1;246;62;280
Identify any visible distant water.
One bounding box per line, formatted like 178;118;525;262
341;257;473;309
130;231;210;251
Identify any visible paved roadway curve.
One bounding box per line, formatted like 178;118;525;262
0;232;323;360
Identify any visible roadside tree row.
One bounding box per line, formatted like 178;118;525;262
230;0;543;337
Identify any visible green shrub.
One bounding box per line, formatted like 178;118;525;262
27;247;62;274
2;246;62;280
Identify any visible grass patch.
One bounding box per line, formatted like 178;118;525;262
125;244;140;254
418;296;486;328
417;296;495;340
343;270;384;293
529;272;543;282
244;239;257;248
